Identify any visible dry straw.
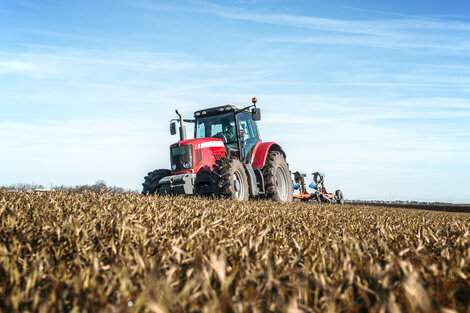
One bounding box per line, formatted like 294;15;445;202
1;190;469;312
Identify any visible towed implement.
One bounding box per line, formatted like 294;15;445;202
293;171;344;204
142;98;293;201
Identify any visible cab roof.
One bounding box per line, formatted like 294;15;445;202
194;104;251;118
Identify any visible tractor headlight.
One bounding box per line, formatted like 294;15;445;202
183;161;191;169
172;164;177;171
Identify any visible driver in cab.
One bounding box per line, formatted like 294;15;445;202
222;118;237;143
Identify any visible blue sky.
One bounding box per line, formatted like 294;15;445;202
1;0;469;202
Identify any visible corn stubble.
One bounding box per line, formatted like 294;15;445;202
1;190;469;313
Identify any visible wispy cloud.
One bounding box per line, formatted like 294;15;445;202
138;0;470;33
267;34;470;54
0;60;43;75
134;0;470;53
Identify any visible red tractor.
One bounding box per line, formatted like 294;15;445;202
142;98;293;201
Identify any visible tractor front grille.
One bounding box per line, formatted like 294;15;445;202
170;144;193;171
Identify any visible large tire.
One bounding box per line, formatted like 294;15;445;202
213;157;249;200
335;189;344;204
142;169;171;195
262;151;293;202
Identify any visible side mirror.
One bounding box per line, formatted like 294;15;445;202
170;122;176;135
252;108;261;121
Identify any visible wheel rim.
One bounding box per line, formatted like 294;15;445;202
275;166;288;201
233;171;245;200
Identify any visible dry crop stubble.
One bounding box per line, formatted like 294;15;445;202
0;190;469;312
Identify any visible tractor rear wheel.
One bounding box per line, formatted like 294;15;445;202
263;151;293;202
335;189;344;204
213;157;249;200
142;169;171;195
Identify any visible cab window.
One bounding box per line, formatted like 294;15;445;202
195;112;236;143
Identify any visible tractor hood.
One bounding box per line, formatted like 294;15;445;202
170;138;226;175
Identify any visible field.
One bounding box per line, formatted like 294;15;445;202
1;190;470;312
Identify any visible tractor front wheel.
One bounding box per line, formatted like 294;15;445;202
142;169;171;195
263;151;293;202
213;157;249;201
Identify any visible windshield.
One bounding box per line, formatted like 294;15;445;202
195;112;237;144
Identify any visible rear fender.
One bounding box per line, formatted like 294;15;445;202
251;142;286;169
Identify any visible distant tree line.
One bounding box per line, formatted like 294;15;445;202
3;182;46;191
2;180;130;193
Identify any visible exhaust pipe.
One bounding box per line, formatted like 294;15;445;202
175;110;187;141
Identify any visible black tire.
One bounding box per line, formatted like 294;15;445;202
213;157;249;200
262;151;293;202
335;189;344;204
310;192;321;203
142;169;171;195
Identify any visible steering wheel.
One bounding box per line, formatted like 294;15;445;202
212;132;228;144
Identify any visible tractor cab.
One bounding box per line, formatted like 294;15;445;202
193;103;261;161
